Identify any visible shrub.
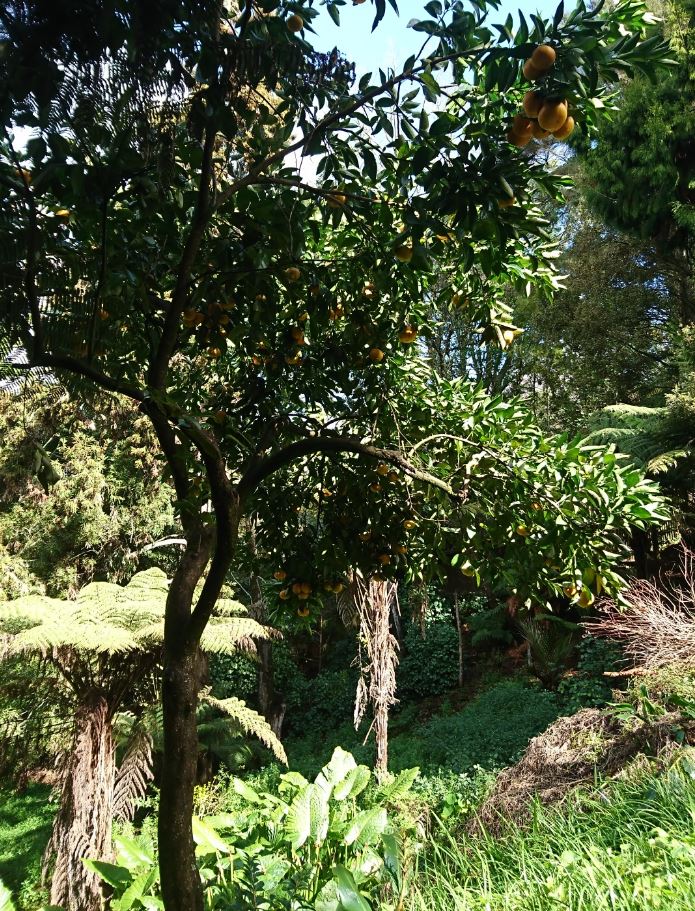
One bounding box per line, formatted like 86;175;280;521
398;597;460;701
390;681;561;774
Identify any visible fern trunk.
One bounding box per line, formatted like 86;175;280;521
43;693;115;911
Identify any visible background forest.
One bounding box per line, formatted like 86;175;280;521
1;1;695;910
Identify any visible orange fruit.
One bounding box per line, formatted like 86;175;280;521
290;326;305;344
387;471;398;482
538;100;568;132
284;266;301;282
531;44;556;71
398;325;417;343
523;91;543;118
287;13;303;32
370;482;382;493
56;208;71;218
333;583;345;594
376;463;389;476
378;554;391;565
279;589;290;600
297;606;310;617
208;346;222;358
394;245;413;262
522;59;543;81
369;347;385;362
516;524;530;537
395;545;407;554
327;192;347;208
403;519;417;531
273;570;287;581
512;115;533;138
531;122;550;140
498;197;515;209
507;129;530;148
553;115;575;140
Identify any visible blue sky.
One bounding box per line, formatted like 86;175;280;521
310;0;561;77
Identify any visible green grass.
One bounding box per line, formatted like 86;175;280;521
0;785;54;910
407;753;695;911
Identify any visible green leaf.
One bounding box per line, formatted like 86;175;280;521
343;807;387;848
0;880;15;911
82;859;133;889
286;783;329;849
114;834;154;870
333;765;371;801
192;816;230;854
332;865;371;911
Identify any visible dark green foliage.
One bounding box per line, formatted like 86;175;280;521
398;599;460;701
467;603;513;649
0;785;54;911
209;653;257;703
390;681;560;773
557;635;620;714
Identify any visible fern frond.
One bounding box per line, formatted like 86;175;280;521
202;694;287;765
646;448;690;475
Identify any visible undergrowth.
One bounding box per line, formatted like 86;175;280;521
408;751;695;911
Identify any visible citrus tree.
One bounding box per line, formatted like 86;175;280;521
0;1;671;907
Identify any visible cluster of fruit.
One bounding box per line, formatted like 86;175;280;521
182;301;233;358
507;44;574;147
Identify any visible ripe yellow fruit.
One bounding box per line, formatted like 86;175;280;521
531;501;543;511
284;266;301;282
376;463;389;476
300;582;312;594
290;326;305;344
538;100;568;132
395;544;407;555
403;519;417;531
279;588;290;600
394;245;413;262
285;352;302;365
515;524;530;537
398;325;417;343
98;308;110;321
503;329;515;344
208;346;222;358
14;167;31;184
563;584;577;598
553;115;575;140
578;589;595;608
273;570;287;581
507;129;530;148
498;197;516;209
369;482;382;493
531;44;557;71
522;59;543;81
523;91;544;118
297;605;310;617
287;13;304;32
292;582;303;595
327;192;347;208
369;347;385;362
531;121;550;140
387;471;399;483
378;554;391;565
56;208;71;218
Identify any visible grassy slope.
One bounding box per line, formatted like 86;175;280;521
408;754;695;911
0;785;53;910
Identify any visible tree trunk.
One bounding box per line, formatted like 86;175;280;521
43;694;115;911
158;646;206;911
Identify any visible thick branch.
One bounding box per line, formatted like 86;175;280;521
35;353;145;402
236;435;464;501
148;124;217;390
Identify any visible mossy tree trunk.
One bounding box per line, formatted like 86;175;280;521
43;693;116;911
